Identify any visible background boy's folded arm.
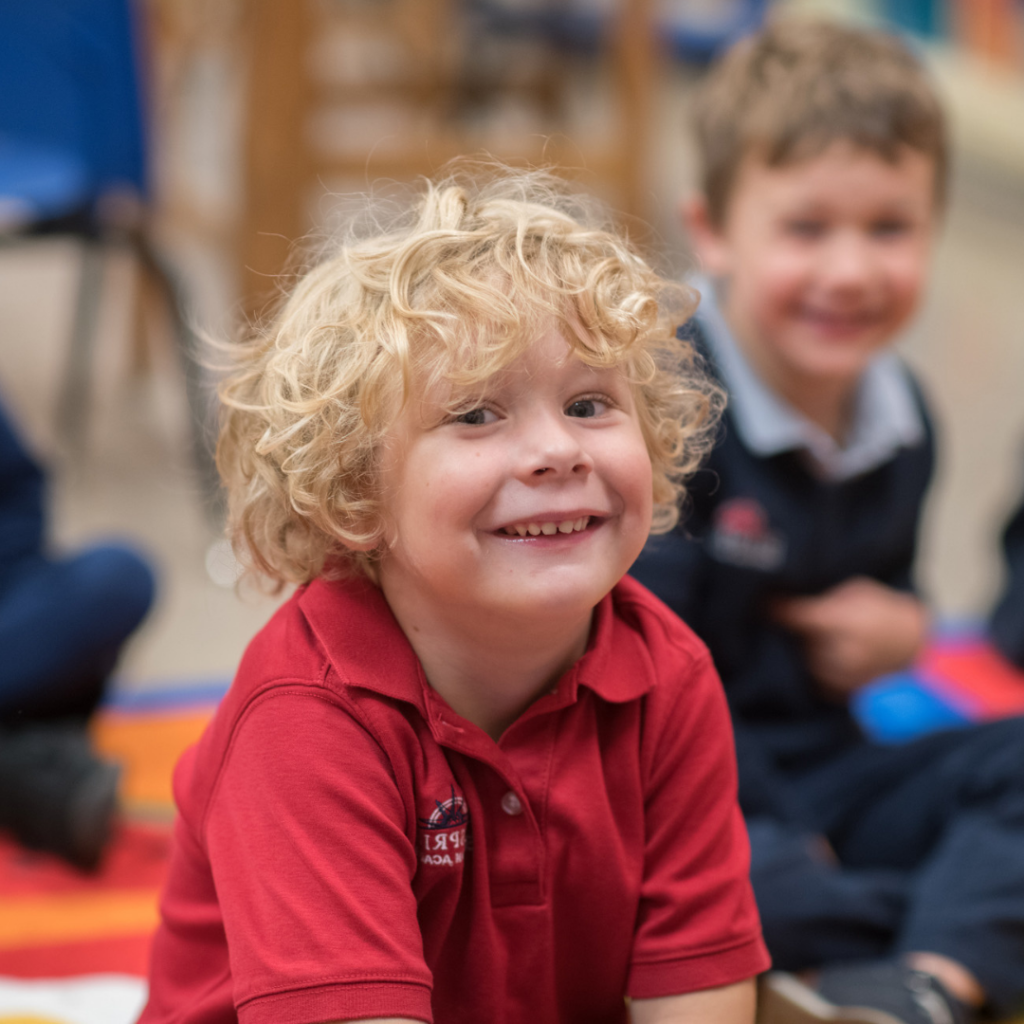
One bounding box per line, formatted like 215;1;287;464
770;576;929;696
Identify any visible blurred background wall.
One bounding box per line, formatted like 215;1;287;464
0;0;1022;695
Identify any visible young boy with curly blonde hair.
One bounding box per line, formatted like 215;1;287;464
631;18;1024;1024
139;167;769;1024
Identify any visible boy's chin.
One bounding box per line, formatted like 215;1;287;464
482;581;611;624
783;343;883;387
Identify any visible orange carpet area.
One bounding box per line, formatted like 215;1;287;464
0;683;224;1024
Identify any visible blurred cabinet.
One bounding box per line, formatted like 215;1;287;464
238;0;656;316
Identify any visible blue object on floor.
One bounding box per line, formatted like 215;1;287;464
851;671;972;745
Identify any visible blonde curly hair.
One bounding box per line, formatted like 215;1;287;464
218;164;722;586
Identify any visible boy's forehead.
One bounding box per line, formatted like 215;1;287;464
409;331;624;411
728;141;939;212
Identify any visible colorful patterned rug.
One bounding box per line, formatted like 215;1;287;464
1;636;1023;1022
0;681;226;1024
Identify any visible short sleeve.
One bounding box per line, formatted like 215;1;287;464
628;650;770;997
205;689;435;1024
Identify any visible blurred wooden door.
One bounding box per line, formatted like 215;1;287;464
238;0;656;318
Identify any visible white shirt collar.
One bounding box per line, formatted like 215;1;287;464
693;276;925;482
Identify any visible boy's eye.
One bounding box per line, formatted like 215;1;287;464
785;219;826;239
455;407;497;426
565;398;607;418
870;218;911;238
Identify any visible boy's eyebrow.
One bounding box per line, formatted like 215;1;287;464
783;196;925;216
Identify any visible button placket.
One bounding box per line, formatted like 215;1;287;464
500;790;523;816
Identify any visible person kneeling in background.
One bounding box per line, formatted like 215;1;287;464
0;393;155;869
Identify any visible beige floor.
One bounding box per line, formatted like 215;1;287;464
1;63;1023;695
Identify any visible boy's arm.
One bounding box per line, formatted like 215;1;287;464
631;978;756;1024
325;981;758;1024
771;576;929;697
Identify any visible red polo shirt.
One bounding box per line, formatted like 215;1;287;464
141;574;768;1024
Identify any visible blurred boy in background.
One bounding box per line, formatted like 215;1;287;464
631;19;1024;1024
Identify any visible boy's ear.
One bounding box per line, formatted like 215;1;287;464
680;194;732;277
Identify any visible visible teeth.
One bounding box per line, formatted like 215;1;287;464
503;517;592;536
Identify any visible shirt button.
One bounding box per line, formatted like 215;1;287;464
500;791;523;816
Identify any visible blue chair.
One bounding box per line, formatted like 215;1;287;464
0;0;220;517
467;0;769;64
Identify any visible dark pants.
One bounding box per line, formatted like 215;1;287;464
748;717;1024;1014
0;545;155;722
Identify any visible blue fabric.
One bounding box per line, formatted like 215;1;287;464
0;547;155;720
990;483;1024;668
0;136;90;223
0;0;148;210
631;316;1024;1011
0;392;155;721
0;394;46;569
748;817;910;968
753;719;1024;1013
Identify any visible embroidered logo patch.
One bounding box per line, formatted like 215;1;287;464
709;498;786;571
418;784;470;867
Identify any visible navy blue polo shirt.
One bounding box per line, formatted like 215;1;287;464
630;282;935;810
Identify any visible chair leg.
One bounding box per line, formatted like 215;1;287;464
56;239;106;451
134;234;225;527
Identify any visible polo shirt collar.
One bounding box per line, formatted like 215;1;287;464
299;574;431;715
298;575;655;717
694;275;925;482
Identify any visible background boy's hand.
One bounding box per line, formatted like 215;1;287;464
771;577;929;698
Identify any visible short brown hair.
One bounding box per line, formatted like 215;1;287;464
693;18;948;225
217;164;722;586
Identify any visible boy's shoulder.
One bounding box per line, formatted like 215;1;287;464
612;574;715;681
174;576;423;817
232;574;423;703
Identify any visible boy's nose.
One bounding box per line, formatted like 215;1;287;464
518;412;593;481
820;232;876;291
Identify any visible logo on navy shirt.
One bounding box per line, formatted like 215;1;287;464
418;784;470;867
709;498;786;571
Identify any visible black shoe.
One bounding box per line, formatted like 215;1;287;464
0;724;120;870
760;963;972;1024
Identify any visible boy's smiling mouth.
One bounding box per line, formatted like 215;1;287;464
797;305;884;333
498;516;594;538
